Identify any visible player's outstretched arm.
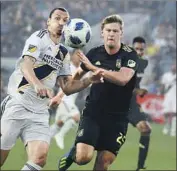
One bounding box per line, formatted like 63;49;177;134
101;67;135;86
78;49;138;86
58;69;103;96
49;67;87;107
20;56;53;98
76;51;135;86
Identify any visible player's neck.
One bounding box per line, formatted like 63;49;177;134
48;29;61;44
105;42;121;55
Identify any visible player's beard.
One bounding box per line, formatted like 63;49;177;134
108;44;115;49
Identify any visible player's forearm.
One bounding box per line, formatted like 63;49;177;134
56;72;84;98
87;65;98;72
56;90;65;98
63;77;92;95
102;70;128;86
20;63;41;87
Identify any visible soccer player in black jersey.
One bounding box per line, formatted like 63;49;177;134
128;37;151;171
58;14;139;171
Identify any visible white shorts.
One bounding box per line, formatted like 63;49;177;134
163;85;176;113
1;96;51;150
55;100;80;122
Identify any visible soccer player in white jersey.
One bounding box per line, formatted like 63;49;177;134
161;64;176;136
50;51;81;149
0;8;103;170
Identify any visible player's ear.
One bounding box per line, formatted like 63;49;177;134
47;18;50;26
101;30;104;38
120;30;123;38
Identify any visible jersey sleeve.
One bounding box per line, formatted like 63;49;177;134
58;53;72;76
122;50;139;71
21;31;43;60
80;49;94;72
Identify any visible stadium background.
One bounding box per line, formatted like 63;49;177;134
1;0;176;170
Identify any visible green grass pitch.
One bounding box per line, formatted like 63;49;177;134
1;123;176;170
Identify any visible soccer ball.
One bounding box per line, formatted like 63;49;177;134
63;18;92;48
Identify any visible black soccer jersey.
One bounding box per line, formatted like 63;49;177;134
81;43;139;113
136;57;148;88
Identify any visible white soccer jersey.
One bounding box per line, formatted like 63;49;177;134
7;29;71;113
161;72;176;92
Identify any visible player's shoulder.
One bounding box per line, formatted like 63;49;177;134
92;45;104;51
163;71;172;78
121;43;136;54
143;58;149;65
28;29;48;41
121;43;138;62
33;29;48;38
139;57;148;63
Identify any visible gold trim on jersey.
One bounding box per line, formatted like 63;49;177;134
33;64;45;68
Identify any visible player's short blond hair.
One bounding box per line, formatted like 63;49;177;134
101;14;124;30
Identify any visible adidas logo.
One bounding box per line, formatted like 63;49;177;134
48;47;52;51
59;157;66;168
95;61;101;65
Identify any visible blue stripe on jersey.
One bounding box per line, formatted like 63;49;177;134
18;64;56;88
55;45;68;60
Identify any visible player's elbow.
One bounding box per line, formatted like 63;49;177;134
62;88;71;96
62;86;75;96
118;78;129;86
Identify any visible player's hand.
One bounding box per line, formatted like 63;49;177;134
49;95;62;107
90;69;104;83
76;50;96;71
34;83;53;99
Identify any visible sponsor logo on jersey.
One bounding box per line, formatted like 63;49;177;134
127;60;136;67
28;44;37;53
43;54;63;70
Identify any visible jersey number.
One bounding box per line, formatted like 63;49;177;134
116;132;126;145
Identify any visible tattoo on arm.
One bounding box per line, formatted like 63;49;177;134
63;76;70;85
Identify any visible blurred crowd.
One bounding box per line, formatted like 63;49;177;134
1;0;176;104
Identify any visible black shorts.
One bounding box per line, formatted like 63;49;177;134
75;105;128;156
128;94;148;127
